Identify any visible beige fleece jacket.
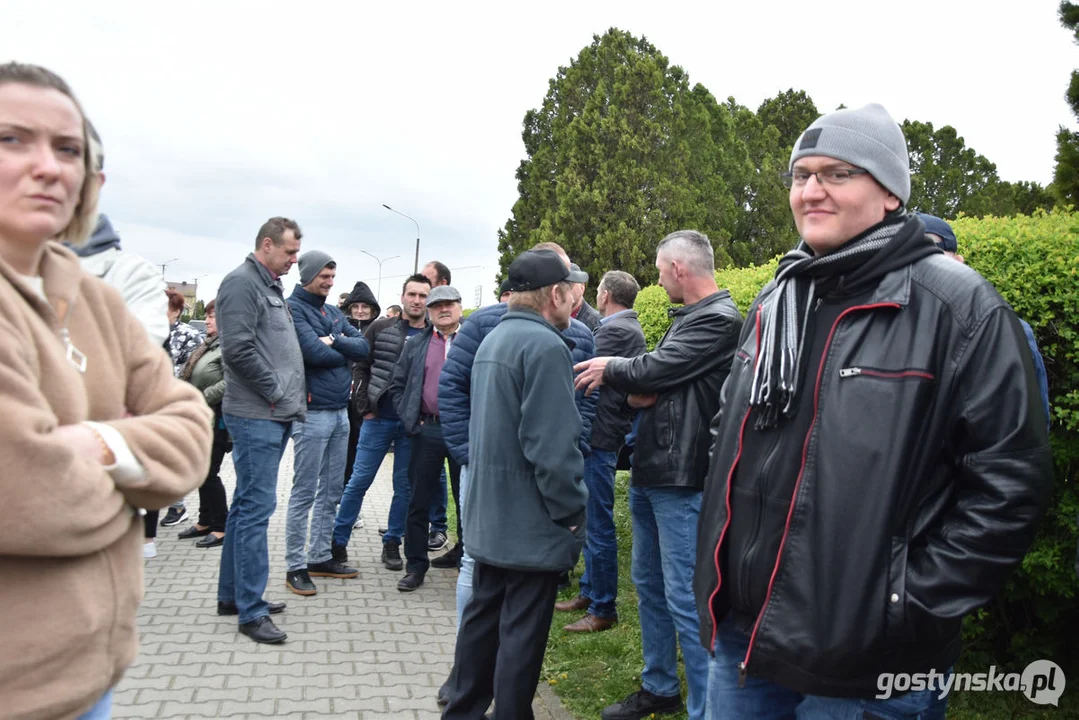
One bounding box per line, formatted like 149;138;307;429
0;242;213;720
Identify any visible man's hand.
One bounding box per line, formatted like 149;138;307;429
54;424;114;465
573;357;613;396
627;393;658;409
363;412;376;420
319;336;334;347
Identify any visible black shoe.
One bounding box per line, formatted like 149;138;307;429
177;525;211;539
308;559;359;578
195;533;224;548
601;689;683;720
381;541;403;571
427;530;449;551
238;616;287;644
557;571;572;590
431;544;463;569
285;569;317;596
397;572;424;592
378;526;387;537
160;507;188;527
437;680;450;707
331;542;348;563
217;600;285;616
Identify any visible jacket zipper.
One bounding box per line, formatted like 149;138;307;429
737;430;781;607
707;306;762;654
737;302;901;687
838;367;935;380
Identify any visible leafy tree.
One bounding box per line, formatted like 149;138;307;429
903;120;1002;218
1053;1;1079;206
497;28;740;290
193;299;206;320
756;89;820;150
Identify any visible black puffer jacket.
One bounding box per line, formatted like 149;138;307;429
603;290;743;489
694;254;1053;698
355;316;427;416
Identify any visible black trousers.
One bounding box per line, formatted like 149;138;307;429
344;403;364;486
196;426;231;533
443;561;560;720
405;419;461;575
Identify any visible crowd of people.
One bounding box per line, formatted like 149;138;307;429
0;59;1058;720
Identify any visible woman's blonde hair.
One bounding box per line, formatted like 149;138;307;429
0;62;99;246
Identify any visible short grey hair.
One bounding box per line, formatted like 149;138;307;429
656;230;715;277
599;270;640;308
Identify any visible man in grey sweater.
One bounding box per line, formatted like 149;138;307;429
215;217;305;645
443;250;588;720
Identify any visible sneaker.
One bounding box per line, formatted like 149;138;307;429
143;541;157;559
160;506;188;527
427;531;449;552
600;689;683;720
308;559;359;578
381;541;403;571
354;516;365;529
331;542;349;563
285;569;317;596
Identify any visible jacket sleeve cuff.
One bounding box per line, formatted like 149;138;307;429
83;421;148;488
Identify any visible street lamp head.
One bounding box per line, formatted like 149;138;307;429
382;204;392;210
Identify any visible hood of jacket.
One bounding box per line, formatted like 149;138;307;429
345;281;381;317
68;214;122;258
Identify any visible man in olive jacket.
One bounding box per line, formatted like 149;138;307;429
575;231;743;720
444;250;587;720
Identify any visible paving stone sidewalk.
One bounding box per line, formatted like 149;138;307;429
114;444;571;720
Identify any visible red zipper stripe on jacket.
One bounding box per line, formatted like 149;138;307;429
707;305;762;653
740;302;901;679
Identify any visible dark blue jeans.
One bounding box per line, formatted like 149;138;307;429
707;619;949;719
630;485;708;719
578;448;618;619
218;414;291;624
333;416;411;546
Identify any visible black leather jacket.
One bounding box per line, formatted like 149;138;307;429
694;255;1053;698
604;290;743;489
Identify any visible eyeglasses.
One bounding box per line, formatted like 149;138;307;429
780;168;870;188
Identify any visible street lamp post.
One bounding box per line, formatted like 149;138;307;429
382;204;420;274
157;257;179;277
360;250;400;300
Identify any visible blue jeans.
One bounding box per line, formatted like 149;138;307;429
218;415;291;624
456;465;474;629
630;485;708;720
707;619;949;719
578;449;618;619
76;690;112;720
333;416;411;546
286;408;349;571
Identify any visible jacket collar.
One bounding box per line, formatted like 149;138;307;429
866;263;913;307
290;285;326;309
0;241;83;326
502;309;576;351
245;253;283;291
668;289;732;318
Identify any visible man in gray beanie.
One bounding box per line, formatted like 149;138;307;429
695;104;1052;717
283;251;370;598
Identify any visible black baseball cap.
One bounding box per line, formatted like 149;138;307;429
506;249;575;292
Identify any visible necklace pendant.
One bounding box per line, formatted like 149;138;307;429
61;329;87;373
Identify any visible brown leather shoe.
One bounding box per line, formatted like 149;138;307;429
554;595;591;613
563;614;617;633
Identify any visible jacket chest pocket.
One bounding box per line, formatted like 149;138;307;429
265;295;290;331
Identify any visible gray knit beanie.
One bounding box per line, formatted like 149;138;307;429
298;250;335;286
789;103;911;205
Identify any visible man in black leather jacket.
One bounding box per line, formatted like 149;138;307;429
695;104;1053;718
575;231;743;720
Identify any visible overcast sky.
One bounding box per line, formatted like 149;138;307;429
5;1;1074;309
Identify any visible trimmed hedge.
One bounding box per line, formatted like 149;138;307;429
632;209;1079;666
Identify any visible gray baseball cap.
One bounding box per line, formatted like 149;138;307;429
568;263;589;284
